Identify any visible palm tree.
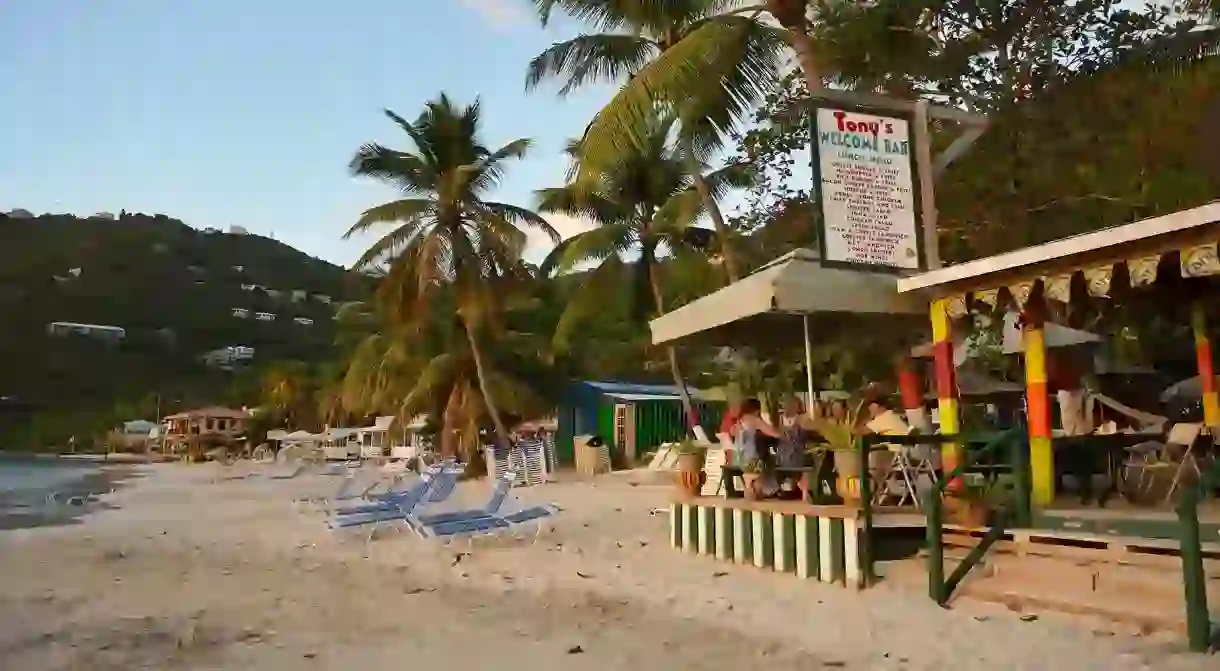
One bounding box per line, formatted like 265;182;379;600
345;97;559;454
538;116;744;429
527;0;783;280
337;280;566;465
260;361;313;430
534;1;820;178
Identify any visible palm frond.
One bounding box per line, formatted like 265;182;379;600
464;137;534;193
577;15;783;175
349;144;435;195
526;34;661;94
546;222;635;274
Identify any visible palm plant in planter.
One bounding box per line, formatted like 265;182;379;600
809;400;865;503
675;441;707;498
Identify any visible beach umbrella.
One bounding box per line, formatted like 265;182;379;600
649;248;925;411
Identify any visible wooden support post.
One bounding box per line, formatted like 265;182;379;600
926;488;945;604
1178;497;1211;652
857;436;873;587
1022;311;1054;507
930;298;961;491
1192;302;1220;426
1010;431;1032;528
895;356;930;432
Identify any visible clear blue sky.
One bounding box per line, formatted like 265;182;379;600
0;0;614;266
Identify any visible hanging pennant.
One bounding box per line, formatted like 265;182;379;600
1084;264;1113;297
947;294;968;320
1043;274;1073;304
975;289;999;308
1180;242;1220;278
1127;254;1161;287
1009;281;1035;310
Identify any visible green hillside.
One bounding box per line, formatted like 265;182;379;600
0;211;368;449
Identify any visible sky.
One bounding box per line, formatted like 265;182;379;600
0;0;621;266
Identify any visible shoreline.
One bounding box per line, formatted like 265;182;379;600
0;450;175;463
0;463;1213;669
0;459;147;531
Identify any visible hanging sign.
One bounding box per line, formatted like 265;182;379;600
813;106;923;271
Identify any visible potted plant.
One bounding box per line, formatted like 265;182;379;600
946;480;997;528
740;458;765;501
674;441;707;498
809;400;866;503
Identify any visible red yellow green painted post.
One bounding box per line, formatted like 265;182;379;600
895;356;930;432
1022;312;1054;506
930;299;961;491
1192;302;1220;426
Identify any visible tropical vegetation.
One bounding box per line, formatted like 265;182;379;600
8;3;1219;456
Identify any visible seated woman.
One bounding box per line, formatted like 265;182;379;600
735;398;782;498
778;396;816;468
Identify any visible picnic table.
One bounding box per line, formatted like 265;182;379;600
720;465;832;502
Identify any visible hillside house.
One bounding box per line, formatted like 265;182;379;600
229;226;248;235
291;289;307;302
46;321;126;342
255;312;275;321
292;316;314;325
163;407;248;450
231;308;249;318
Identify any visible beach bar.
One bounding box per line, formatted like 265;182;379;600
652;208;1220;648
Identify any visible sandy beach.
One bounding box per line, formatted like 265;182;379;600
0;464;1214;670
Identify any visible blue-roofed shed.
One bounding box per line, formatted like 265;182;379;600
553;380;724;467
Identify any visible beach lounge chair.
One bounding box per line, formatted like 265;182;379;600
328;474;439;541
406;471;561;541
411;470;515;526
294;474;385;511
415;501;560;542
331;465;450;516
269;463;307;480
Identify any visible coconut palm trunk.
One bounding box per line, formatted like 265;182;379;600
647;266;701;436
767;0;822;95
686;145;740;282
463;321;514;453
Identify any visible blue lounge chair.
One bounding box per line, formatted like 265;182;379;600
333;467;452;516
328;475;436;541
412;470;514;526
294;475;383;511
269;463;307;480
407;471;560;541
416;502;560;541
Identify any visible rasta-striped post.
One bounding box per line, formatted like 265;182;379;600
930;298;961;491
1022;312;1054;507
1193;303;1220;426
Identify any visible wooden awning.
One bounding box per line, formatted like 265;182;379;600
896;202;1220;320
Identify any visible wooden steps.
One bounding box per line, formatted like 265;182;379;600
884;526;1220;631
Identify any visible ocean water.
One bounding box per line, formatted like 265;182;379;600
0;456;126;529
0;457;97;493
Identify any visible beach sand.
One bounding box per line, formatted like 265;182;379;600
0;464;1213;670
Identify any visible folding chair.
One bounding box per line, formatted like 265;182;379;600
1164;423;1205;502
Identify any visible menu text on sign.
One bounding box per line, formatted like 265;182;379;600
814;107;920;270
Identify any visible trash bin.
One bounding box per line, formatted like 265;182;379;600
574;434;611;478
